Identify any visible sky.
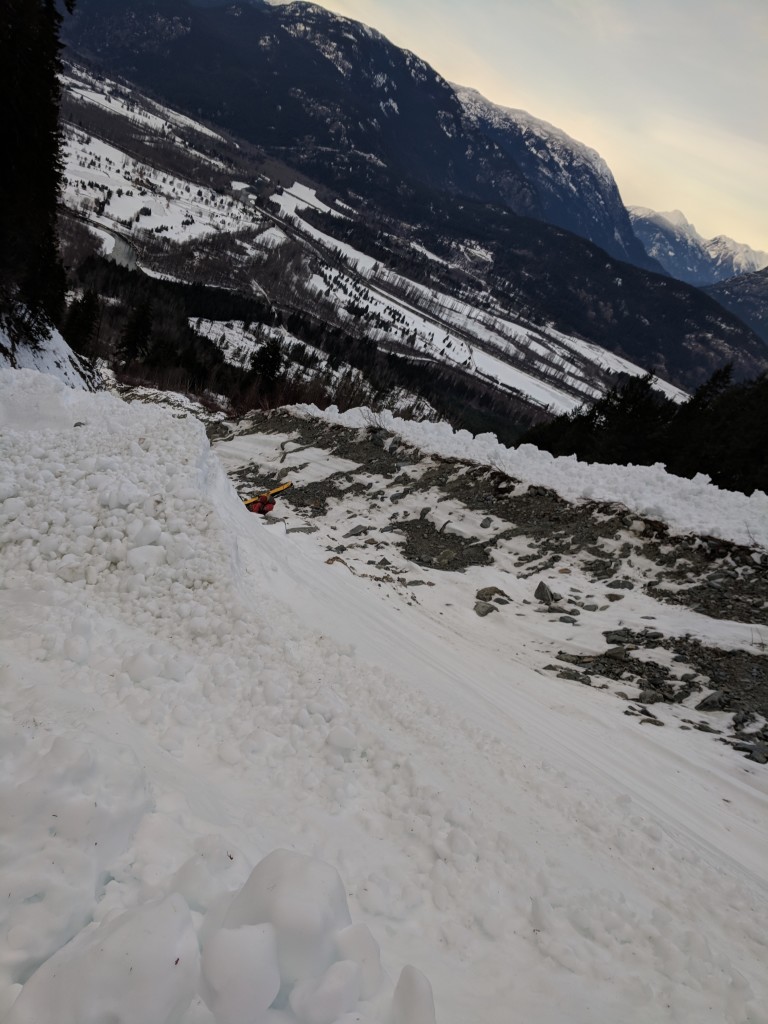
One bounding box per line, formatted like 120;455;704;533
291;0;768;252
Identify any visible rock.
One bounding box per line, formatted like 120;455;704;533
559;616;577;624
604;629;636;645
557;668;586;682
344;525;369;538
695;689;726;712
747;743;768;764
476;586;509;603
474;601;498;617
606;579;634;590
534;581;560;605
604;647;629;660
606;593;624;602
638;689;663;704
480;517;493;529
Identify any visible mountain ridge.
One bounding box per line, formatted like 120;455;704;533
629;206;768;286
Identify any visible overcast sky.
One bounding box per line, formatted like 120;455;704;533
296;0;768;251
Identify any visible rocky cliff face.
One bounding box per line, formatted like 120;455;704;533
706;267;768;346
455;86;658;270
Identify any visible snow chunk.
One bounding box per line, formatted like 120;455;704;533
223;850;353;985
200;923;280;1024
289;959;361;1024
6;895;199;1024
391;965;436;1024
335;923;385;999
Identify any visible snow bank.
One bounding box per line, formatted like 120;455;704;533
0;370;433;1024
293;404;768;549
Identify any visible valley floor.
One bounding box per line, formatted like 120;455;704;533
1;371;767;1024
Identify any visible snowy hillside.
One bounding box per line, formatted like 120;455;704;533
59;67;686;414
2;369;767;1024
0;323;101;390
629;207;768;286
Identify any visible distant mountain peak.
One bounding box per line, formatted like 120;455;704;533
629;206;768;286
658;209;696;232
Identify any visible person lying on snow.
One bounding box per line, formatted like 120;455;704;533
243;481;293;515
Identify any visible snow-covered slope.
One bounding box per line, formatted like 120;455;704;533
1;369;767;1024
271;184;688;412
629;207;768;286
0;323;101;390
59;72;688;415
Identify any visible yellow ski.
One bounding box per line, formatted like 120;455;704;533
242;481;293;507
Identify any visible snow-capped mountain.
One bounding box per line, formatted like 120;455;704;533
455;86;657;270
62;0;537;219
629;207;768;286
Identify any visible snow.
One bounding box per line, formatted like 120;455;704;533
62;129;257;244
1;368;767;1024
62;66;226;145
0;324;99;391
294;404;768;549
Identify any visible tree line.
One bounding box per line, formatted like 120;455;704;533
520;368;768;496
0;0;75;351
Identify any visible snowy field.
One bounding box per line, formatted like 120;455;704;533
1;369;767;1024
272;185;687;413
62;129;257;244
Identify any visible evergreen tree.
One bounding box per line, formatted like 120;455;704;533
522;366;768;497
250;336;283;391
63;287;100;356
0;0;75;350
117;302;153;366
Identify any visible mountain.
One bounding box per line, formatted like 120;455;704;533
55;54;768;420
454;86;656;270
628;207;768;286
63;0;662;271
706;266;768;346
62;0;536;216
